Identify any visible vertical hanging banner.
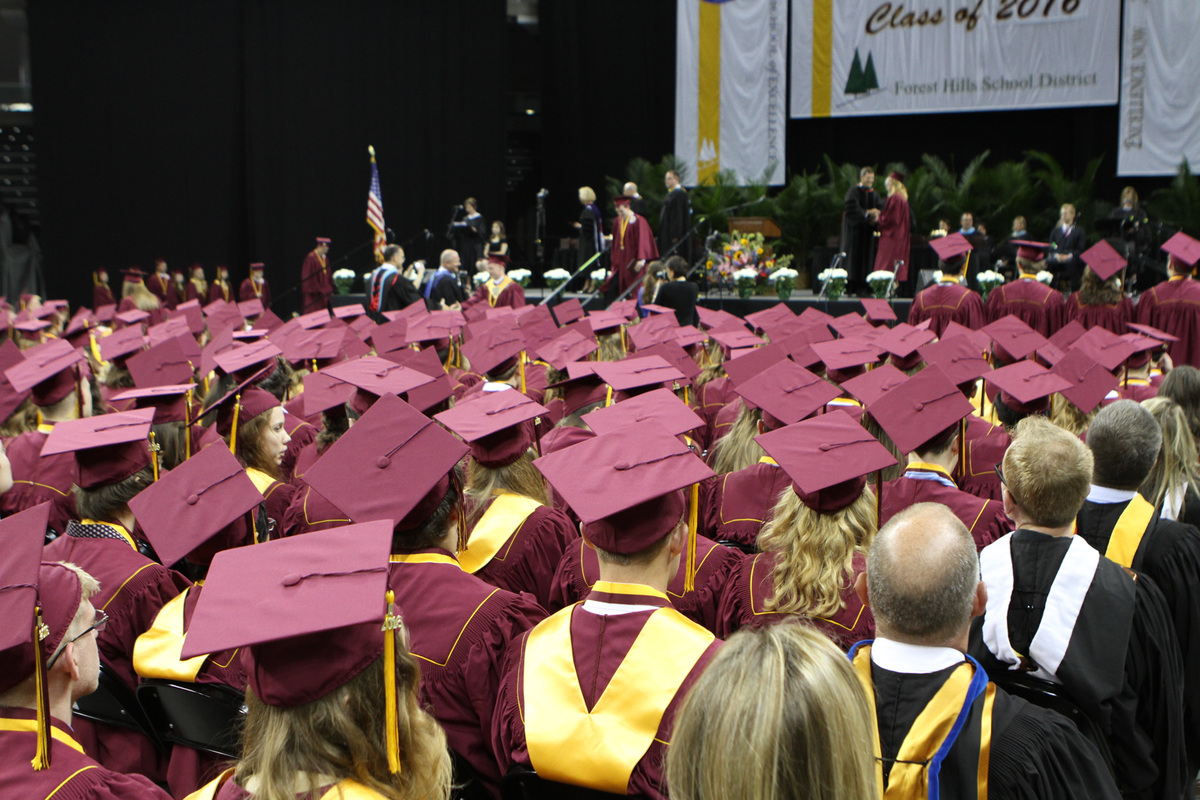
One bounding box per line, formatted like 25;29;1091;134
1118;0;1200;176
675;0;787;186
791;0;1119;119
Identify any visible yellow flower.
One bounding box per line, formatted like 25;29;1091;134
740;238;748;246
756;247;764;255
706;260;713;268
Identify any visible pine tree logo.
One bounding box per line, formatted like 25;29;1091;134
845;49;880;96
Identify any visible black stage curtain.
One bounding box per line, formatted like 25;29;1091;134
28;1;507;314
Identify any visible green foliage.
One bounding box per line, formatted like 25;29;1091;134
1149;159;1200;236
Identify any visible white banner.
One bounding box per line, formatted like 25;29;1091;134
790;0;1118;118
1118;0;1200;176
675;0;787;186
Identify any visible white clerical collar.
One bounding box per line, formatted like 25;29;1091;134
1086;484;1138;504
870;636;965;674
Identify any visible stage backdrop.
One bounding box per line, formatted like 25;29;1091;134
674;0;787;186
791;0;1119;119
1118;0;1200;176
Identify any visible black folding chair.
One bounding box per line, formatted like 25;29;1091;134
136;679;246;759
716;539;758;555
73;661;167;756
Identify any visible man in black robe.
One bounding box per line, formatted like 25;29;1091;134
971;415;1188;800
1077;400;1200;777
840;166;883;293
450;197;487;273
424;249;467;311
658;171;692;263
855;502;1121;799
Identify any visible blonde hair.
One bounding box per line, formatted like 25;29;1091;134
695;341;726;389
667;624;877;800
1004;415;1093;527
758;487;875;618
578;186;596;203
123;282;161;312
887;177;908;201
1050;393;1097;437
596;331;625;362
465;451;550;527
236;648;451;800
1140;397;1200;513
710;403;764;475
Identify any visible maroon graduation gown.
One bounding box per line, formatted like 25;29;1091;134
93;283;116;309
280;483;350;537
300;250;332;313
238;277;271;309
254;476;295;542
874;192;912;280
715;551;874;649
1;426;77;536
117;298;167;328
184;280;207;304
148;273;180;310
881;463;1010;551
548;534;742;634
493;584;720;800
466;501;578;610
605;214;658;296
1110;378;1157;404
1136;275;1200;368
288;440;321;486
906;281;985;336
700;459;792;547
985;277;1064;336
1063;293;1134;335
279;414;316;483
958;422;1010;501
388;549;545;797
0;708;171;800
206;281;232;304
462;279;526;311
706;398;744;467
43;527;190;782
695;376;736;453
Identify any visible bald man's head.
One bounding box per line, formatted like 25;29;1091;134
866;503;979;645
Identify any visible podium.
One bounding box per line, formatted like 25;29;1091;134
728;217;781;237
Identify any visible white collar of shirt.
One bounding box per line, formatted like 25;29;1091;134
870;636;965;674
1086;484;1138;504
581;599;660;615
482;382;513;393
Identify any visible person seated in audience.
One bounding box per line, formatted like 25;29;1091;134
667;624;878;800
1140;397;1200;529
906;234;983;336
857;502;1121;799
972;416;1189;800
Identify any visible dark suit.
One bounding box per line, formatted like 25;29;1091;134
1049;223;1086;286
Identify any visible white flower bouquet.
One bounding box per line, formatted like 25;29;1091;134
976;270;1005;302
590;268;611;282
866;270;895;299
769;267;799;300
1036;270;1055;285
544;268;571;289
473;271;488;285
508;268;531;287
817;266;848;300
332;268;356;295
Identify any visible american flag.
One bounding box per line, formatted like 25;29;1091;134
367;152;386;263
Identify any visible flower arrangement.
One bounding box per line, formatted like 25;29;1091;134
508;268;531;288
732;267;759;299
332;268;356;295
817;266;848;301
706;229;794;296
473;271;488;285
543;268;571;289
591;268;611;282
1035;270;1055;285
976;270;1005;302
768;267;799;300
866;270;896;299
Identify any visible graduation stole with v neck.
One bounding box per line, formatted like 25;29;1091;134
186;769;383;800
850;642;994;800
486;276;515;308
131;586;239;683
1104;493;1156;568
523;588;714;794
457;492;540;574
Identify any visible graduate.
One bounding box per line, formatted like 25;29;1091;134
303;393;545;797
985;240;1064;335
183;264;208;303
856;503;1121;799
238;262;271;308
1063;240;1134;334
603;195;658;298
207;265;233;304
148;258;180;310
0;505;172;799
300;236;332;314
715;411;893;648
972;417;1188;800
40;410;192;783
906;233;984;336
1135;231;1200;368
494;421;719;800
93;267;116;308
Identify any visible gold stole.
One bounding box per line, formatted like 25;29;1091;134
245;467;277;496
1105;493;1155;568
852;644;993;800
133;588;207;682
486;276;515;307
458;493;540;574
184;770;386;800
0;717;87;754
524;592;714;794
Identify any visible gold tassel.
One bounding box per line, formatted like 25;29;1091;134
685;484;699;593
74;365;82;419
605;385;613;407
382;589;402;775
184;389;192;461
519;352;527;394
31;608;50;770
311;359;318;374
229;393;242;455
149;431;160;481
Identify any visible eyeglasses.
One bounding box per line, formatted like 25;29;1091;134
994;464;1016;503
47;611;107;669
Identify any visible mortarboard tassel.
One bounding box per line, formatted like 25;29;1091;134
74;365;83;420
519;352;527;395
184;389;192;461
685;483;699;593
604;385;614;407
311;359;318;374
149;431;160;481
229;393;242;456
382;589;402;775
31;607;50;770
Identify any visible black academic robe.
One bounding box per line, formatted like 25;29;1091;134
860;649;1121;800
1077;498;1200;775
382;274;423;312
659;187;692;261
424;269;467;311
454;213;487;269
840;184;883;286
654;279;699;327
973;530;1188;800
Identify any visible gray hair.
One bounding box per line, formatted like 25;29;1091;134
867;503;978;644
1088;400;1162;489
